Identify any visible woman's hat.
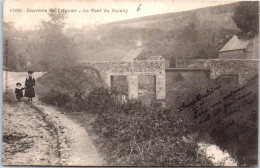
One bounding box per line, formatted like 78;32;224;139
28;71;34;74
16;82;21;86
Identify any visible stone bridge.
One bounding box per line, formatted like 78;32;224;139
210;59;258;85
176;59;258;84
79;60;166;101
79;59;258;106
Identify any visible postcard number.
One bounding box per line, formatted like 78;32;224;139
9;9;22;12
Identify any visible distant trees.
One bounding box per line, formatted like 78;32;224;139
174;15;219;59
232;1;259;39
3;22;29;71
4;11;79;72
29;12;78;71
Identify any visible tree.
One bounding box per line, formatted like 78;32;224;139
232;1;259;39
3;22;23;71
174;15;219;59
32;11;78;71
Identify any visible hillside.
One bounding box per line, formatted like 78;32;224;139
77;2;240;62
3;2;241;71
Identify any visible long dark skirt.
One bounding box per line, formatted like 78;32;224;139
25;87;35;97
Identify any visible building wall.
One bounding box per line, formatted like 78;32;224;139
246;37;259;59
219;36;259;59
219;50;245;59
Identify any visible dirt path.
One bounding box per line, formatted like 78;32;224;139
3;100;105;166
3;71;105;166
33;101;105;166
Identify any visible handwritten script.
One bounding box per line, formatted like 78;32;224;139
179;82;256;143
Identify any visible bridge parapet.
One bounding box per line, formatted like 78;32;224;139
78;60;166;101
175;59;258;85
210;59;258;85
176;59;211;69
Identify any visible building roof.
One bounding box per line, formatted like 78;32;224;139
147;55;169;65
121;48;144;61
219;35;250;52
147;55;163;60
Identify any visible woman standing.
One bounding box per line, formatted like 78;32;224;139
25;71;35;101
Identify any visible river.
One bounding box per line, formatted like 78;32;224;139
198;142;237;166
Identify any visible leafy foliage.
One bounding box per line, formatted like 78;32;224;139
40;88;72;107
38;69;213;166
3;11;79;72
3;22;29;71
80;88;213;166
37;66;103;111
32;12;78;70
232;1;259;39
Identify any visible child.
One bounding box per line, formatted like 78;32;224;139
15;83;25;102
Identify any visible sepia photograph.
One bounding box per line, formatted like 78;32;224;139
2;0;259;166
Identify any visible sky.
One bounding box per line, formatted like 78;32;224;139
3;0;236;30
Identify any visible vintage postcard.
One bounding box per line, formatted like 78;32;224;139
2;0;259;166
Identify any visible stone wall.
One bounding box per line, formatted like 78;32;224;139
165;59;258;108
79;59;258;107
176;59;211;68
174;59;258;85
210;59;258;84
79;60;166;100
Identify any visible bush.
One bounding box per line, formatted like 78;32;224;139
36;66;213;166
37;66;104;112
39;88;72;107
36;66;103;97
86;88;213;166
39;84;213;166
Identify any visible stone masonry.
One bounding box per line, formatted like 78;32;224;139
175;59;258;85
79;60;166;100
79;59;258;107
210;59;258;85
